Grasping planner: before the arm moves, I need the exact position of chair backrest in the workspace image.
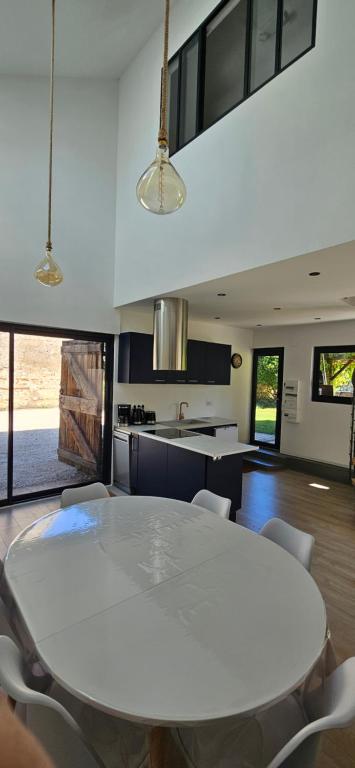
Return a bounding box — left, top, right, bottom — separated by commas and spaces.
61, 482, 110, 509
260, 518, 315, 571
266, 658, 355, 768
192, 489, 231, 519
0, 636, 104, 768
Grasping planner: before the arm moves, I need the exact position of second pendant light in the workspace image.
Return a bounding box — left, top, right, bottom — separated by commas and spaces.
136, 0, 186, 215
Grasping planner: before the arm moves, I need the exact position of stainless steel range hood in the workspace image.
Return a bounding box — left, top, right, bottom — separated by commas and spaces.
153, 298, 188, 371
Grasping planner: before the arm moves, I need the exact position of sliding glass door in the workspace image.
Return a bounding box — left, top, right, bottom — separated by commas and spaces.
0, 323, 113, 506
250, 348, 284, 450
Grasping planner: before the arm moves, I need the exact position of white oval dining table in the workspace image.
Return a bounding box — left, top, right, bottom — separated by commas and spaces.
3, 496, 327, 766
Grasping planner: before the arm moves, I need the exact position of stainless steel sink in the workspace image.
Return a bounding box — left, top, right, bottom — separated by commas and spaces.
161, 419, 207, 428
182, 419, 206, 425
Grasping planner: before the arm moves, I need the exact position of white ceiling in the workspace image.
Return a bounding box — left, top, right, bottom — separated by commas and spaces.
125, 242, 355, 328
0, 0, 169, 78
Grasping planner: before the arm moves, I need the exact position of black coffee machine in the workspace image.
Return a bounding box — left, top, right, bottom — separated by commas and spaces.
116, 404, 131, 426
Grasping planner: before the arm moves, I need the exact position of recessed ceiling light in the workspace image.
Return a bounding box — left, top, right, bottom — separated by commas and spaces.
217, 292, 226, 297
214, 316, 221, 320
256, 324, 263, 327
309, 271, 320, 277
314, 317, 321, 320
273, 307, 282, 311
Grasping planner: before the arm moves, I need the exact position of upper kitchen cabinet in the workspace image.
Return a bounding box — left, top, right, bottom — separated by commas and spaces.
186, 340, 205, 384
118, 332, 152, 383
118, 332, 231, 385
118, 332, 182, 384
186, 340, 231, 385
204, 342, 231, 385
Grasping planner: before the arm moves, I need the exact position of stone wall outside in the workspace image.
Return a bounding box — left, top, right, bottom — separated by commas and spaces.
0, 334, 63, 411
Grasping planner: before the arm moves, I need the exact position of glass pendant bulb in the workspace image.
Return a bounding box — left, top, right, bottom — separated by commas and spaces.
137, 144, 186, 215
34, 245, 63, 287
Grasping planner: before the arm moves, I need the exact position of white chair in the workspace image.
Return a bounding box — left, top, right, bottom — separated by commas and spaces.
259, 517, 315, 572
61, 482, 110, 508
174, 657, 355, 768
192, 490, 231, 520
0, 635, 104, 768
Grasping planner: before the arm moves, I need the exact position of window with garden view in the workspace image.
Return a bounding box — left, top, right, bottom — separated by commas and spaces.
312, 346, 355, 404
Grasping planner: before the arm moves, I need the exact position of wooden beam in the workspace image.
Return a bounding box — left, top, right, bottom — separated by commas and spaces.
60, 409, 97, 464
57, 447, 97, 474
62, 352, 98, 401
59, 394, 100, 417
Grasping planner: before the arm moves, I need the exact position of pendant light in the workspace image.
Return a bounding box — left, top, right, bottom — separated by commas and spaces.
34, 0, 63, 287
136, 0, 186, 215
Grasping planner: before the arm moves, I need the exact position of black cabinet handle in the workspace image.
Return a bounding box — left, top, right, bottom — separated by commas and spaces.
154, 379, 166, 383
188, 379, 198, 383
208, 380, 216, 384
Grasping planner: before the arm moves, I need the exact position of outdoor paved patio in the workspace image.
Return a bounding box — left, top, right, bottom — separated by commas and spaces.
0, 408, 92, 499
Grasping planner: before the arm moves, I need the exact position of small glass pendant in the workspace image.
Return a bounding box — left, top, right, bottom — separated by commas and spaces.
34, 246, 63, 287
136, 145, 186, 215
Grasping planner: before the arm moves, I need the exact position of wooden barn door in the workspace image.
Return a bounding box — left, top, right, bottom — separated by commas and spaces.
58, 341, 104, 476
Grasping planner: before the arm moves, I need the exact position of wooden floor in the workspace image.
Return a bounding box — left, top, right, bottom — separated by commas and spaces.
0, 469, 354, 767
240, 469, 355, 768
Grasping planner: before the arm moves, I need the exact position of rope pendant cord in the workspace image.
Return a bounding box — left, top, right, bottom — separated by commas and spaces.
47, 0, 55, 252
158, 0, 170, 147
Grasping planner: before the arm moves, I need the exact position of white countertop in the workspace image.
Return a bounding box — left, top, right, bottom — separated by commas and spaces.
114, 417, 253, 459
138, 431, 255, 459
116, 416, 238, 434
4, 497, 326, 726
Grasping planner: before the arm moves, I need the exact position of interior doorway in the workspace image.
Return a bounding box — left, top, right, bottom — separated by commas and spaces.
0, 322, 113, 506
250, 348, 284, 450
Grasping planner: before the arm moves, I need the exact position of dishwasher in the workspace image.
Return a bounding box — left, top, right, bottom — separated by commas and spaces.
213, 424, 239, 442
113, 429, 137, 494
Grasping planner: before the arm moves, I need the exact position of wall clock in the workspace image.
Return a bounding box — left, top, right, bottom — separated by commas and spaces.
231, 353, 243, 369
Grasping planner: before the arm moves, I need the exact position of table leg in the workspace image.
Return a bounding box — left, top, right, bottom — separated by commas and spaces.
149, 727, 167, 768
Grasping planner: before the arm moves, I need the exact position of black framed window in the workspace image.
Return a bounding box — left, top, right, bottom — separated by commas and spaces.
250, 0, 278, 92
168, 0, 317, 154
168, 56, 180, 155
179, 34, 200, 146
312, 346, 355, 405
204, 0, 248, 130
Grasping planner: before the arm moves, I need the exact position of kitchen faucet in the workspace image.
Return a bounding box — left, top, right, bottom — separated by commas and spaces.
178, 401, 189, 420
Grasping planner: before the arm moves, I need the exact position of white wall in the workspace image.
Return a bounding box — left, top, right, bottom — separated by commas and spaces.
115, 310, 253, 442
115, 0, 355, 307
0, 75, 119, 334
254, 321, 355, 467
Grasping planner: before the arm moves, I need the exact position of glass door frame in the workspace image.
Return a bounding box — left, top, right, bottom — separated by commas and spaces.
0, 320, 114, 508
250, 347, 284, 451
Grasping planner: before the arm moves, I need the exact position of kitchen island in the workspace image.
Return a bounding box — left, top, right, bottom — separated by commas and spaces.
117, 419, 256, 521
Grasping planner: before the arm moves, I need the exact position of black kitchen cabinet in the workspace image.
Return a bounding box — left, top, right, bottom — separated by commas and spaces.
193, 426, 215, 436
136, 436, 168, 496
118, 333, 170, 384
186, 340, 206, 384
118, 333, 152, 384
134, 434, 245, 518
167, 444, 205, 501
118, 332, 231, 385
204, 342, 231, 385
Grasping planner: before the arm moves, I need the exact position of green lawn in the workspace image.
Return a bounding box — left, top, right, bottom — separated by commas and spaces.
255, 406, 276, 435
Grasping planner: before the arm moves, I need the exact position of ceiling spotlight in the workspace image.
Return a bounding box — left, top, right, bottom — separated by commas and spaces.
256, 324, 263, 327
273, 307, 282, 311
214, 316, 221, 320
217, 292, 226, 297
314, 317, 321, 320
309, 271, 320, 277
